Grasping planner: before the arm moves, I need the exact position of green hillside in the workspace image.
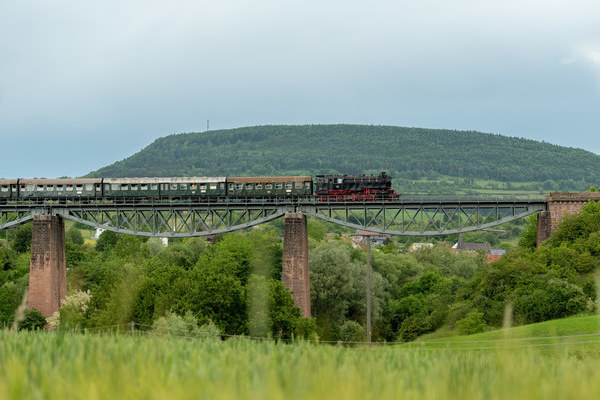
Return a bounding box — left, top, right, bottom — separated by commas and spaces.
89, 125, 600, 194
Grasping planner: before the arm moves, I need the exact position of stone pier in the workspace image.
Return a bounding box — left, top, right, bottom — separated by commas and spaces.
537, 192, 600, 246
28, 215, 67, 317
282, 212, 310, 317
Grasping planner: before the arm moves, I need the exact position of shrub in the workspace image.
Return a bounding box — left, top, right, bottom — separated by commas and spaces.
48, 290, 91, 331
455, 312, 487, 335
295, 317, 319, 341
197, 319, 222, 339
66, 227, 84, 245
151, 311, 220, 338
338, 320, 366, 343
513, 278, 589, 324
19, 308, 47, 331
398, 315, 431, 342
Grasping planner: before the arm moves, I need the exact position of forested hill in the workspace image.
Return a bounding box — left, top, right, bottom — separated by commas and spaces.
88, 125, 600, 194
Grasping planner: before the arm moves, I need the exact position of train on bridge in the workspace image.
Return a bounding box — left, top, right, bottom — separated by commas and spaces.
0, 172, 399, 203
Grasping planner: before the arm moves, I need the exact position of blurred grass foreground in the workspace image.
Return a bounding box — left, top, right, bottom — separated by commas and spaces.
2, 327, 600, 400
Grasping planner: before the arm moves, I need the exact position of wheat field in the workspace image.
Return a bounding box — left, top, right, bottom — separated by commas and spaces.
1, 329, 600, 400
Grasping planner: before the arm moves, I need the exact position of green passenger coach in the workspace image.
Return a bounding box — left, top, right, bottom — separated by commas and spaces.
0, 180, 18, 200
17, 179, 102, 199
227, 176, 313, 197
103, 177, 227, 198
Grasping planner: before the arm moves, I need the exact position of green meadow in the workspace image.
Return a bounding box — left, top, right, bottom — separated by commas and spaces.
2, 315, 600, 400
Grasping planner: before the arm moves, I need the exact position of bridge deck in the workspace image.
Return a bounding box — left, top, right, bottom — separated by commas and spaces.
0, 196, 547, 236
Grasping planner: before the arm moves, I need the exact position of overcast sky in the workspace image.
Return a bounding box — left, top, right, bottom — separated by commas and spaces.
2, 0, 600, 178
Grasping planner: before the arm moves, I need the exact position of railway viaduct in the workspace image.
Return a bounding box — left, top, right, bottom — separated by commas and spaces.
2, 191, 599, 319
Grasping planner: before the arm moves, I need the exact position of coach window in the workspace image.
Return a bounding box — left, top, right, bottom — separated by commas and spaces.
131, 184, 138, 191
86, 184, 94, 191
111, 184, 119, 191
121, 184, 128, 191
151, 184, 158, 191
180, 184, 187, 190
66, 185, 73, 192
171, 184, 178, 190
37, 185, 44, 192
209, 184, 217, 190
140, 184, 148, 191
220, 183, 225, 190
255, 183, 263, 190
295, 182, 303, 189
57, 185, 64, 192
246, 183, 253, 190
47, 185, 54, 192
305, 182, 311, 189
199, 184, 207, 190
228, 183, 234, 191
235, 183, 243, 190
1, 185, 8, 192
275, 183, 283, 190
266, 183, 273, 190
285, 182, 292, 190
190, 184, 197, 190
76, 185, 83, 191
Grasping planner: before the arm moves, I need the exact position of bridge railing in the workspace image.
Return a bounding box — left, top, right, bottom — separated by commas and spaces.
0, 193, 547, 208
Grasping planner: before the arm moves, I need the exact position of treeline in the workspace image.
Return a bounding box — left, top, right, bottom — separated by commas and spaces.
2, 204, 599, 341
88, 125, 600, 192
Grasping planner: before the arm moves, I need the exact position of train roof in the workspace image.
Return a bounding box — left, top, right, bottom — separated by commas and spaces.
18, 179, 102, 185
0, 179, 18, 185
228, 176, 312, 183
103, 177, 226, 184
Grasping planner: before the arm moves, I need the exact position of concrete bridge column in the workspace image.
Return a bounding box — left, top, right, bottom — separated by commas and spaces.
282, 212, 310, 317
28, 215, 67, 317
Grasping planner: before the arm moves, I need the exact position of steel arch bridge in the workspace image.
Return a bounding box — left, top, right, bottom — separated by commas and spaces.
0, 197, 547, 236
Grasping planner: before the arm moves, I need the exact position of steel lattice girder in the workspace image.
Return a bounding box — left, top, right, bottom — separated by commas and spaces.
0, 199, 547, 236
299, 201, 547, 236
59, 206, 290, 237
0, 210, 34, 230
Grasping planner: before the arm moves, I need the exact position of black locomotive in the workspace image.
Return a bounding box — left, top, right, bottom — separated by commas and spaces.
314, 172, 399, 201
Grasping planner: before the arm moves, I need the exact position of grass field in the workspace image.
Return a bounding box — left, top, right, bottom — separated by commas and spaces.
2, 316, 600, 400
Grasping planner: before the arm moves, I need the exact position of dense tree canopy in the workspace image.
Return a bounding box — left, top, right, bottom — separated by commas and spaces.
88, 125, 600, 194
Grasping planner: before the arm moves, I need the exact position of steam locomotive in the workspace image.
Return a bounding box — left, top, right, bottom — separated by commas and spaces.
0, 172, 399, 203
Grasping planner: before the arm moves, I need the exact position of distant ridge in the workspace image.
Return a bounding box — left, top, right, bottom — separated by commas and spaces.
88, 125, 600, 194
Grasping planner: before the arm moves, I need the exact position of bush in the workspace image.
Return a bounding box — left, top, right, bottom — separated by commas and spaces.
398, 315, 431, 342
19, 308, 47, 331
513, 278, 589, 324
338, 320, 366, 343
48, 290, 91, 331
295, 317, 319, 341
66, 227, 84, 245
152, 311, 200, 337
197, 319, 222, 339
455, 312, 487, 335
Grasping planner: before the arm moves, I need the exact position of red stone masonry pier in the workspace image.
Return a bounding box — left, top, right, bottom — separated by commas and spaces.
537, 192, 600, 246
28, 215, 67, 317
282, 212, 310, 317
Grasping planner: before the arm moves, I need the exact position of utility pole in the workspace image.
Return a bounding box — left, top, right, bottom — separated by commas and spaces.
207, 120, 210, 131
366, 235, 372, 343
353, 230, 375, 343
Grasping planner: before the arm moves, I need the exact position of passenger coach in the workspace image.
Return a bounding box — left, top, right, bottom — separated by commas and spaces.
17, 179, 102, 199
103, 177, 227, 198
227, 176, 312, 197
